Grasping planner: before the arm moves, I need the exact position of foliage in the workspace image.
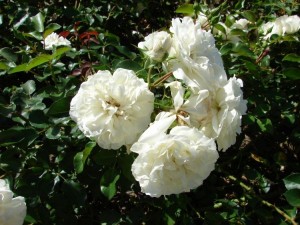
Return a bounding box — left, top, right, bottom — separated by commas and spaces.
0, 0, 299, 224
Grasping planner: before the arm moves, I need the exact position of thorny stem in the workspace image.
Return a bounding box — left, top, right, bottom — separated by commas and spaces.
256, 47, 270, 64
151, 71, 173, 88
228, 175, 297, 225
147, 66, 153, 88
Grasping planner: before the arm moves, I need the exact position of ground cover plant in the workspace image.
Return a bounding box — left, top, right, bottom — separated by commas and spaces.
0, 0, 299, 224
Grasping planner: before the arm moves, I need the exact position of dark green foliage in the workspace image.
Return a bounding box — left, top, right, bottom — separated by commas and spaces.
0, 0, 299, 224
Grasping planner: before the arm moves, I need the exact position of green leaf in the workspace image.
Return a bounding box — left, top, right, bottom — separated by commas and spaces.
257, 118, 273, 134
214, 23, 227, 34
92, 149, 117, 166
52, 46, 71, 59
241, 10, 256, 22
284, 189, 300, 207
0, 62, 10, 71
114, 59, 142, 72
225, 15, 235, 27
118, 153, 135, 182
0, 127, 38, 147
44, 23, 61, 38
29, 110, 49, 128
100, 169, 120, 200
232, 42, 255, 58
175, 4, 194, 15
30, 12, 44, 32
283, 67, 300, 80
115, 46, 136, 59
8, 47, 70, 74
0, 47, 18, 62
235, 0, 245, 10
220, 42, 233, 55
73, 142, 96, 174
8, 63, 27, 74
46, 96, 72, 117
45, 126, 61, 139
21, 80, 36, 95
283, 173, 300, 190
283, 54, 300, 63
26, 54, 52, 71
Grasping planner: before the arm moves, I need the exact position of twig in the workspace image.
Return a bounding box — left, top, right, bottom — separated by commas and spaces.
228, 175, 297, 225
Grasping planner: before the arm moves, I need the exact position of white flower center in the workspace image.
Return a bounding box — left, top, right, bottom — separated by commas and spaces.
102, 98, 125, 117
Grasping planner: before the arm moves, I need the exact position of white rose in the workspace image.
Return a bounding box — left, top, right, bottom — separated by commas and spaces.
165, 17, 227, 90
70, 68, 154, 149
261, 15, 300, 39
0, 179, 26, 225
165, 77, 247, 151
197, 77, 247, 151
131, 114, 218, 197
138, 31, 172, 62
43, 32, 71, 50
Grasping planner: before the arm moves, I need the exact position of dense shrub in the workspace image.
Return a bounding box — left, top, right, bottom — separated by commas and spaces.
0, 0, 299, 224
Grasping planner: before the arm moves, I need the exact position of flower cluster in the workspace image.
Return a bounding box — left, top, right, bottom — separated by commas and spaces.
0, 179, 27, 225
70, 15, 247, 197
133, 16, 247, 196
261, 15, 300, 39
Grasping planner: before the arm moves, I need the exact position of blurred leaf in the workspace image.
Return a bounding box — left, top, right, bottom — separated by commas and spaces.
283, 173, 300, 190
30, 12, 44, 32
232, 42, 255, 58
21, 80, 36, 95
115, 46, 136, 59
283, 54, 300, 63
225, 15, 235, 27
0, 127, 38, 147
257, 118, 273, 134
0, 62, 10, 71
44, 23, 61, 38
235, 0, 245, 9
118, 153, 135, 182
284, 189, 300, 207
45, 126, 61, 139
52, 46, 72, 59
73, 141, 96, 174
0, 47, 18, 62
29, 110, 49, 128
214, 23, 227, 34
241, 10, 256, 22
92, 149, 117, 166
7, 63, 27, 74
46, 96, 72, 117
220, 42, 233, 55
100, 169, 120, 200
62, 180, 86, 205
175, 4, 194, 15
27, 54, 52, 70
283, 68, 300, 80
114, 59, 142, 72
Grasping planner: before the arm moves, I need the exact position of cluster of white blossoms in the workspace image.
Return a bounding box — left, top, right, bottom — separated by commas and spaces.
261, 15, 300, 39
134, 15, 247, 197
70, 15, 247, 198
0, 179, 27, 225
43, 32, 71, 50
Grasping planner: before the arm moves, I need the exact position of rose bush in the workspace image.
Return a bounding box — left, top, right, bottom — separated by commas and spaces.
0, 0, 299, 224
